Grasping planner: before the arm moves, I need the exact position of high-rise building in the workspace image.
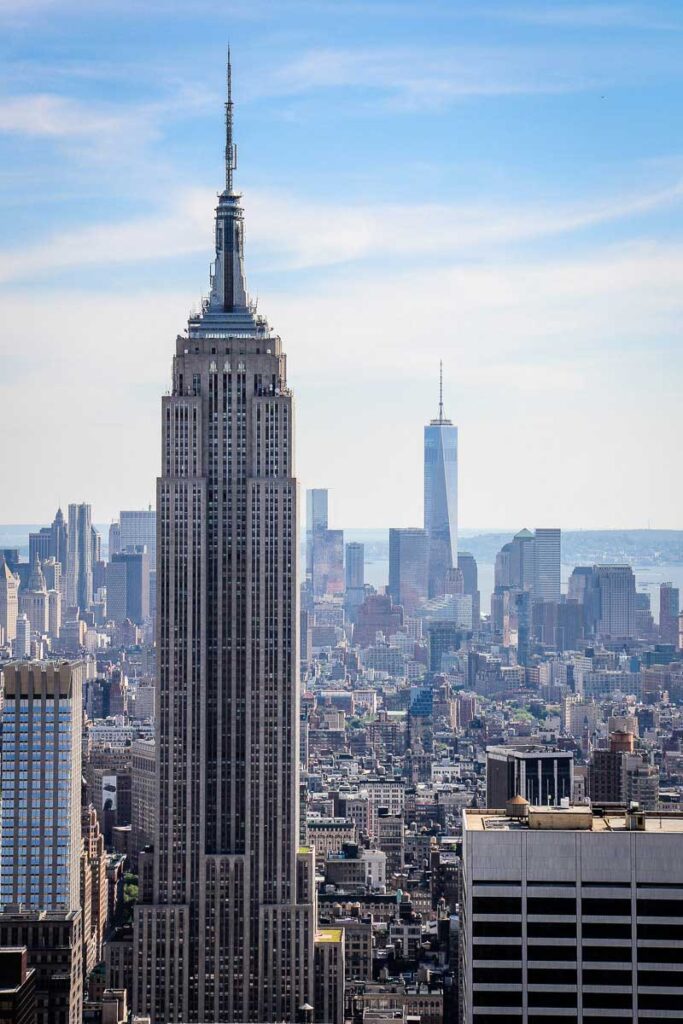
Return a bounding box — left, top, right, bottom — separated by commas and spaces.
461, 804, 683, 1024
567, 565, 601, 636
344, 541, 365, 624
14, 614, 30, 659
119, 510, 156, 573
133, 59, 314, 1023
424, 365, 458, 599
50, 507, 68, 570
19, 557, 49, 635
533, 527, 561, 601
659, 581, 680, 645
457, 551, 480, 629
0, 557, 19, 644
388, 528, 428, 615
1, 661, 84, 911
486, 744, 574, 807
28, 528, 52, 566
81, 805, 109, 979
107, 548, 150, 624
595, 564, 636, 638
67, 503, 93, 611
306, 488, 328, 578
131, 738, 156, 869
108, 521, 121, 559
0, 660, 86, 1024
345, 542, 364, 590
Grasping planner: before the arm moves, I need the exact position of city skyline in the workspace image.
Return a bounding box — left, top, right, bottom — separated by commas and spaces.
1, 2, 683, 527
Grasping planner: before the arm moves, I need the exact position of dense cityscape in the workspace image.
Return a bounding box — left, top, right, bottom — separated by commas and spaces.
1, 34, 683, 1024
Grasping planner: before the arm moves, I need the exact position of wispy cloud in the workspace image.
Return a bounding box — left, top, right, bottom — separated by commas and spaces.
258, 45, 603, 108
0, 176, 681, 283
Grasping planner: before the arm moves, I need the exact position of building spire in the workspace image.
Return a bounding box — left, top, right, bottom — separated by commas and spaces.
438, 360, 444, 423
225, 46, 237, 194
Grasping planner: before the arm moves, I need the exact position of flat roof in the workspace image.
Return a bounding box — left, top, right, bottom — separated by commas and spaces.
464, 807, 683, 833
316, 928, 343, 943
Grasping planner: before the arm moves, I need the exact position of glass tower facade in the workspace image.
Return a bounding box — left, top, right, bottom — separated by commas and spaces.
424, 403, 458, 600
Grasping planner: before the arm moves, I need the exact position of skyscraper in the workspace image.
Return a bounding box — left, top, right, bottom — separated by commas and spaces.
345, 541, 365, 590
457, 551, 480, 629
133, 58, 314, 1022
120, 509, 156, 572
0, 660, 85, 1024
0, 557, 19, 644
66, 503, 93, 611
659, 581, 680, 645
1, 661, 83, 912
306, 488, 329, 579
533, 527, 561, 601
595, 564, 636, 638
424, 364, 457, 598
50, 507, 68, 570
388, 528, 428, 615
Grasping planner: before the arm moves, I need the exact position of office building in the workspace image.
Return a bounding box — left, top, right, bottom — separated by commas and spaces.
131, 738, 156, 867
67, 503, 93, 611
354, 594, 404, 647
306, 488, 328, 578
108, 521, 121, 559
119, 510, 156, 573
81, 806, 109, 978
486, 745, 574, 807
50, 507, 68, 572
533, 528, 561, 601
0, 948, 36, 1024
0, 661, 85, 1024
0, 913, 82, 1024
1, 661, 83, 912
595, 564, 636, 638
660, 581, 680, 645
14, 615, 30, 659
314, 930, 345, 1024
424, 364, 458, 598
28, 528, 52, 566
107, 548, 150, 624
458, 551, 480, 629
461, 804, 683, 1024
133, 59, 314, 1023
345, 541, 364, 590
0, 557, 19, 644
19, 558, 48, 636
388, 528, 428, 615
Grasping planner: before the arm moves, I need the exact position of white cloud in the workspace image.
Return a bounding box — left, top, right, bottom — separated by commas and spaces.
1, 239, 681, 527
0, 176, 682, 283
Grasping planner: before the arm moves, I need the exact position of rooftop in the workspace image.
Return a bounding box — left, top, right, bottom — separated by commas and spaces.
464, 807, 683, 833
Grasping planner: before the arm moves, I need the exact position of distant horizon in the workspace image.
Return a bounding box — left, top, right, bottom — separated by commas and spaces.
1, 3, 682, 525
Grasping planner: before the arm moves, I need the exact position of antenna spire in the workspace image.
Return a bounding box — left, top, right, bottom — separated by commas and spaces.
438, 360, 444, 422
225, 46, 237, 193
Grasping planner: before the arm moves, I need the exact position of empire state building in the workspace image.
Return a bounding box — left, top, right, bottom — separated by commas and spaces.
133, 57, 315, 1023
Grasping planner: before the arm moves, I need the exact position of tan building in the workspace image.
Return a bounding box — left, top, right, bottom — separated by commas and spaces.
314, 929, 345, 1024
19, 558, 49, 635
81, 805, 109, 978
0, 557, 19, 643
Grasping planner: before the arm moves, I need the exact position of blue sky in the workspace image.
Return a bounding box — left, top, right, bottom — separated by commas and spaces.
1, 0, 682, 529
